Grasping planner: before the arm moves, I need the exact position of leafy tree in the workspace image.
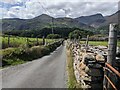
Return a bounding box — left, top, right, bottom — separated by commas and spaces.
3, 27, 93, 38
46, 34, 61, 39
37, 34, 42, 38
69, 30, 82, 39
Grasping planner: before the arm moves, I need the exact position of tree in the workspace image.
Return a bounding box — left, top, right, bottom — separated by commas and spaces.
46, 34, 61, 39
3, 27, 93, 38
37, 34, 42, 38
69, 30, 82, 39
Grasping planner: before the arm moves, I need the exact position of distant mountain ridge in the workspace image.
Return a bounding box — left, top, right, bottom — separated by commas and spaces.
1, 10, 120, 31
75, 13, 105, 28
2, 14, 93, 31
100, 10, 120, 27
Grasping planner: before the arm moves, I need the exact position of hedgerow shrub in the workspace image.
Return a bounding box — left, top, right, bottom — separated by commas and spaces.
2, 40, 63, 67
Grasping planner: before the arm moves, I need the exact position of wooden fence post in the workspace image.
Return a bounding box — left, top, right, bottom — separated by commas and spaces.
107, 23, 117, 89
36, 37, 38, 45
42, 36, 45, 45
8, 35, 10, 47
85, 35, 89, 52
26, 38, 29, 46
107, 23, 117, 65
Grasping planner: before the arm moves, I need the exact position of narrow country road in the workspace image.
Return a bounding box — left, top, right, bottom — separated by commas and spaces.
1, 45, 67, 88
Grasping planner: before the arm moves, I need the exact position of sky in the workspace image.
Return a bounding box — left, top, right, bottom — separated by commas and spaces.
0, 0, 119, 19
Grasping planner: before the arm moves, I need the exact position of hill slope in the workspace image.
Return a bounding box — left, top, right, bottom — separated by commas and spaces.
100, 10, 120, 27
75, 14, 105, 28
2, 14, 92, 31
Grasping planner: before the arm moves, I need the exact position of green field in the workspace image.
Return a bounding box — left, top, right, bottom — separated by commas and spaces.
80, 41, 120, 47
1, 36, 57, 49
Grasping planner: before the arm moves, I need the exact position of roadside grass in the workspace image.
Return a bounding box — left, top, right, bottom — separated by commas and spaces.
66, 45, 81, 89
80, 41, 120, 47
3, 58, 26, 67
1, 40, 62, 67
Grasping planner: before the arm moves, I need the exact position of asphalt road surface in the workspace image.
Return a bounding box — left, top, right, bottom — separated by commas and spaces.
1, 45, 67, 88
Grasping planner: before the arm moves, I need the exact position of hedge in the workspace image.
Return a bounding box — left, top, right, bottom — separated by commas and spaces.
2, 40, 63, 67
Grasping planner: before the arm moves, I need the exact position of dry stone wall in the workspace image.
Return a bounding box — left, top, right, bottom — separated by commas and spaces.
68, 40, 108, 89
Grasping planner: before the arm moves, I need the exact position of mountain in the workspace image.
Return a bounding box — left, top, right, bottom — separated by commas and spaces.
98, 10, 120, 31
2, 18, 28, 30
100, 10, 120, 27
75, 11, 120, 29
2, 10, 119, 32
75, 13, 106, 28
98, 11, 120, 35
2, 14, 93, 31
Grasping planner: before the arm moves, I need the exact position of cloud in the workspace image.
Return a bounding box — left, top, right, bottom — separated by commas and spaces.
1, 0, 25, 4
0, 0, 119, 19
44, 1, 118, 18
0, 8, 7, 18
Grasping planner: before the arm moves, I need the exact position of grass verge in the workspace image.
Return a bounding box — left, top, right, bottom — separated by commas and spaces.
66, 45, 81, 89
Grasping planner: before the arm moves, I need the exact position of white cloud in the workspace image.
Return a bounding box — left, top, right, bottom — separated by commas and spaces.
1, 0, 120, 19
0, 8, 8, 18
2, 0, 24, 4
